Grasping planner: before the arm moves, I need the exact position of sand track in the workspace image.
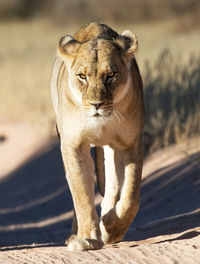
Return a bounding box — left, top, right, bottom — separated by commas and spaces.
0, 122, 199, 263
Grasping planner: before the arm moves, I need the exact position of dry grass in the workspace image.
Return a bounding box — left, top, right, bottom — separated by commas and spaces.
143, 50, 200, 154
0, 18, 200, 151
0, 19, 75, 135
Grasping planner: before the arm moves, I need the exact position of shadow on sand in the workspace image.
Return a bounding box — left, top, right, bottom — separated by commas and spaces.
126, 150, 200, 241
0, 142, 199, 249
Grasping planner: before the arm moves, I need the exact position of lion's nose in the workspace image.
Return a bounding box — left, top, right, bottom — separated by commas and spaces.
89, 101, 104, 110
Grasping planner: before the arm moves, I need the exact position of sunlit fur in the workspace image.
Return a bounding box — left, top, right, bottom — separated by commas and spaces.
50, 22, 144, 251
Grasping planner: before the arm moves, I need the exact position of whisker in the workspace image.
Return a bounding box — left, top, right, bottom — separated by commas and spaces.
104, 107, 113, 111
113, 110, 125, 125
82, 106, 91, 110
103, 104, 113, 108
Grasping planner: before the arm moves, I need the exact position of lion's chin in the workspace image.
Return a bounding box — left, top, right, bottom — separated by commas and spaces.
85, 111, 113, 132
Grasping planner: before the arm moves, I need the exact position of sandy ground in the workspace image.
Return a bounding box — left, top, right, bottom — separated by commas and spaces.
0, 122, 199, 264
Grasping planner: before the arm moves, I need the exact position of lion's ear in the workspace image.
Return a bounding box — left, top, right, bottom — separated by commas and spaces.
58, 35, 81, 57
114, 30, 138, 55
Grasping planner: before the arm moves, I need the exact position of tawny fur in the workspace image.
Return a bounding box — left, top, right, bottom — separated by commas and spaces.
50, 22, 144, 250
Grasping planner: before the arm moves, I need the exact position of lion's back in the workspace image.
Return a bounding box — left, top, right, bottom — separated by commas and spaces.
73, 22, 119, 43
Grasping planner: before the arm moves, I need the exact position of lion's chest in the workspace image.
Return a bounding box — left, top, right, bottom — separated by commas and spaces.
84, 117, 135, 148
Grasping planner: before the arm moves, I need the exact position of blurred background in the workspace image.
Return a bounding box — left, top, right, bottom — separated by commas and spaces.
0, 0, 200, 154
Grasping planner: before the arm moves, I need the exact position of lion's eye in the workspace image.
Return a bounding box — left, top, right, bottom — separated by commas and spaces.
78, 73, 87, 80
107, 71, 116, 78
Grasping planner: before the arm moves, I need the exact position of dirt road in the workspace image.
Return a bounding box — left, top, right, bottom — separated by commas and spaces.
0, 123, 199, 263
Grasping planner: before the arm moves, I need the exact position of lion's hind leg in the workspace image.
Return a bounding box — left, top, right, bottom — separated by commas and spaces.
95, 146, 105, 197
100, 145, 142, 244
100, 145, 122, 243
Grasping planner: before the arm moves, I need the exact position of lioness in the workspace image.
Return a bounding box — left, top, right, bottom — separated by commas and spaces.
50, 22, 144, 250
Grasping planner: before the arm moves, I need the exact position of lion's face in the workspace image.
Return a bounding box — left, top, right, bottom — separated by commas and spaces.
58, 30, 138, 118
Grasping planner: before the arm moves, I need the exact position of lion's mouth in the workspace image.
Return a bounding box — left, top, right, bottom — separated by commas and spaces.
84, 106, 113, 118
93, 112, 112, 118
90, 109, 112, 117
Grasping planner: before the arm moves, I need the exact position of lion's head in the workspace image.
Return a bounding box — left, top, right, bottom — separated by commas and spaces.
57, 22, 138, 119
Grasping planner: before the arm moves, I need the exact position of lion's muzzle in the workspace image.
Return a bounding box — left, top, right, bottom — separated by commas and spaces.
86, 102, 113, 117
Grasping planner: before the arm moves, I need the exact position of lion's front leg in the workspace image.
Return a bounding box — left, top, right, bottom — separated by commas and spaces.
65, 210, 77, 245
61, 140, 102, 250
100, 144, 143, 244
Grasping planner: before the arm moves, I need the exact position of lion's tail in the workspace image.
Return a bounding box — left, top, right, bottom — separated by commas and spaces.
95, 146, 105, 197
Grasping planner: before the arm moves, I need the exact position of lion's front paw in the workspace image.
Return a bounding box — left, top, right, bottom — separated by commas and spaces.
100, 206, 128, 244
65, 234, 77, 245
100, 220, 125, 244
67, 238, 103, 251
101, 207, 117, 229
